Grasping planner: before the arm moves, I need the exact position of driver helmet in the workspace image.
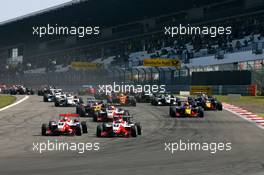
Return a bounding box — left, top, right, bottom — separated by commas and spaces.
63, 117, 70, 122
108, 105, 115, 110
113, 116, 121, 122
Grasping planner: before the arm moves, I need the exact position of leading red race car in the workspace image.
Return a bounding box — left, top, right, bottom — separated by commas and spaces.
41, 114, 88, 136
96, 111, 141, 137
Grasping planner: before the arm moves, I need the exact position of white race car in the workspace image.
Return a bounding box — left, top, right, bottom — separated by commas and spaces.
43, 88, 62, 102
54, 93, 80, 107
151, 94, 178, 106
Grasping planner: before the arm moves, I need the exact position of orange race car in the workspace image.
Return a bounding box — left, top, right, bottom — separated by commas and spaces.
107, 93, 136, 106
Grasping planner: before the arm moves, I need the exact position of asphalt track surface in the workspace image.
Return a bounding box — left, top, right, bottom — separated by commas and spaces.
0, 95, 263, 175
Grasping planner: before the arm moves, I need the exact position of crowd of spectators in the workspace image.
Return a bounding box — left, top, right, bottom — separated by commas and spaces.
10, 12, 264, 73
118, 12, 264, 64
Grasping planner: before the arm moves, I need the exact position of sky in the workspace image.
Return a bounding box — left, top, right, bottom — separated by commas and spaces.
0, 0, 72, 23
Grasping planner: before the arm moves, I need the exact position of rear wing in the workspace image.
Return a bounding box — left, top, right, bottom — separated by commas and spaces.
59, 114, 79, 117
107, 103, 121, 106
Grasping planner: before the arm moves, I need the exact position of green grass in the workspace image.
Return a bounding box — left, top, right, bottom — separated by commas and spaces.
0, 95, 16, 108
216, 95, 264, 118
257, 113, 264, 118
216, 95, 264, 104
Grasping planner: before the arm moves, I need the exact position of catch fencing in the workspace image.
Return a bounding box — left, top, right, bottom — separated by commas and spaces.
0, 67, 258, 95
0, 67, 190, 93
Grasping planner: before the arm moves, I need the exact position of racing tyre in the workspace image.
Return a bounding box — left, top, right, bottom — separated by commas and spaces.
43, 96, 48, 102
76, 107, 79, 115
131, 125, 137, 137
135, 122, 142, 135
76, 125, 82, 136
169, 108, 175, 117
55, 101, 60, 107
96, 125, 103, 137
81, 121, 88, 134
93, 112, 99, 122
198, 109, 204, 118
41, 124, 47, 136
79, 108, 86, 117
131, 99, 136, 106
217, 103, 223, 111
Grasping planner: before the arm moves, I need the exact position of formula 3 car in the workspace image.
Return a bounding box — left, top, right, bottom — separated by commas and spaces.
93, 106, 127, 122
76, 97, 104, 117
134, 92, 153, 103
169, 101, 204, 118
41, 114, 88, 136
107, 93, 136, 106
96, 112, 141, 137
9, 85, 34, 95
54, 94, 80, 107
37, 86, 56, 96
43, 88, 62, 102
151, 93, 179, 106
190, 94, 223, 111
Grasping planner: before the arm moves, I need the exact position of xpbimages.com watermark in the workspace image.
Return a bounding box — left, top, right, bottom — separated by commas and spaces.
98, 82, 166, 95
32, 24, 100, 38
164, 24, 232, 38
164, 140, 232, 154
32, 140, 100, 154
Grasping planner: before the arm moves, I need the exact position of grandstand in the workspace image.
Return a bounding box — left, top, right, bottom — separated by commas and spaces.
0, 0, 264, 93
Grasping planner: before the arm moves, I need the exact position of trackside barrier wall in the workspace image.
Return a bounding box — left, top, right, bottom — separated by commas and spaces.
0, 68, 257, 95
0, 67, 190, 90
211, 85, 257, 96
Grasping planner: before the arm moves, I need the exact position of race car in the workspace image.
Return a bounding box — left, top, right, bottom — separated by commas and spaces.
94, 93, 108, 100
9, 85, 34, 95
134, 92, 153, 103
76, 97, 104, 117
54, 93, 80, 107
41, 114, 88, 136
93, 106, 122, 122
96, 112, 141, 137
151, 93, 179, 106
38, 86, 56, 96
43, 88, 62, 102
169, 101, 204, 118
191, 94, 223, 111
107, 93, 136, 106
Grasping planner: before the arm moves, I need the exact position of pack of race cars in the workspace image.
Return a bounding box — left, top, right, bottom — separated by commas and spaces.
0, 85, 35, 95
39, 86, 222, 137
40, 87, 142, 137
169, 93, 222, 118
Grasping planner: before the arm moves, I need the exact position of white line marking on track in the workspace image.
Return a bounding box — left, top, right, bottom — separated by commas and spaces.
0, 96, 29, 112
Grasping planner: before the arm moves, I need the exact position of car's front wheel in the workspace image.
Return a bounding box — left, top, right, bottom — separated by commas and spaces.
131, 125, 137, 137
135, 123, 142, 135
96, 125, 103, 137
217, 103, 223, 111
41, 124, 47, 136
198, 109, 204, 118
75, 125, 82, 136
81, 121, 88, 134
